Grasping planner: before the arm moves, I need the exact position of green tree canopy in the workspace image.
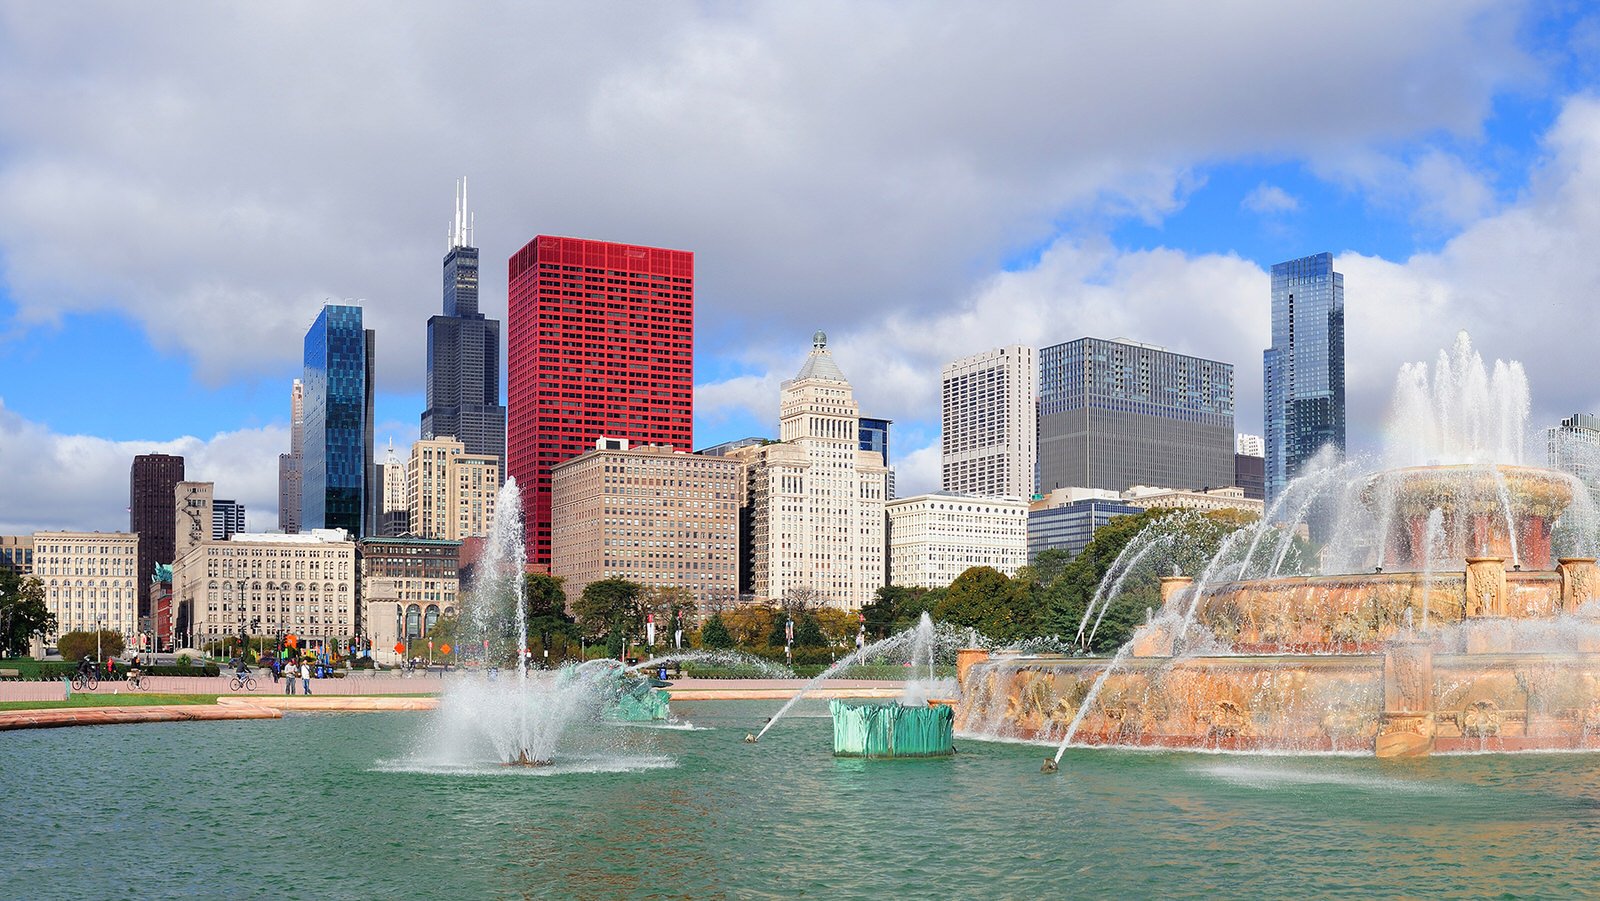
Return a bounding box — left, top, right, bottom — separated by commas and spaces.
572, 578, 645, 649
0, 571, 53, 658
58, 629, 125, 662
699, 613, 734, 649
933, 566, 1035, 642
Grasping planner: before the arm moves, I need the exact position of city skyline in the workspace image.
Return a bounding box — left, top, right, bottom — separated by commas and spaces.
4, 4, 1600, 533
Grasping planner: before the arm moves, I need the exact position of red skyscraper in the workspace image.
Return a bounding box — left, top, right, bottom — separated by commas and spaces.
507, 236, 694, 567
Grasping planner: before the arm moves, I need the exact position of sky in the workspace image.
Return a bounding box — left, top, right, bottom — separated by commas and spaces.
3, 1, 1600, 534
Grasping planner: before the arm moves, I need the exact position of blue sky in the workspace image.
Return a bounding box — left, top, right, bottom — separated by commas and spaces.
4, 2, 1600, 532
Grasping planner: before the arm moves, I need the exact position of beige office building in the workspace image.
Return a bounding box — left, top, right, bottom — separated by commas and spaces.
1120, 484, 1263, 516
408, 437, 499, 541
942, 345, 1036, 499
551, 440, 740, 607
731, 332, 889, 609
174, 529, 357, 651
32, 532, 140, 644
360, 537, 461, 664
887, 494, 1030, 588
0, 535, 33, 576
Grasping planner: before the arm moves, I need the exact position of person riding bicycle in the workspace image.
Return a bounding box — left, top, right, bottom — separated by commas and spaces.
76, 655, 95, 678
126, 654, 144, 683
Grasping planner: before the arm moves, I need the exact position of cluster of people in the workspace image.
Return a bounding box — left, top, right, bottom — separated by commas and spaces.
268, 656, 316, 695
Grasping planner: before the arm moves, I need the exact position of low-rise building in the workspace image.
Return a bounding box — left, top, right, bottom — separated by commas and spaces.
173, 529, 356, 654
551, 440, 741, 608
1120, 484, 1263, 516
32, 532, 140, 645
1027, 494, 1142, 561
887, 494, 1029, 588
359, 536, 462, 663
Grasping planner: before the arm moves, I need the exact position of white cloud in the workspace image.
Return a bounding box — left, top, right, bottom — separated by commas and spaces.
0, 398, 286, 534
0, 1, 1530, 393
1242, 184, 1300, 214
701, 94, 1600, 488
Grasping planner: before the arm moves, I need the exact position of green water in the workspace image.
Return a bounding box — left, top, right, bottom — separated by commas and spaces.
6, 702, 1600, 899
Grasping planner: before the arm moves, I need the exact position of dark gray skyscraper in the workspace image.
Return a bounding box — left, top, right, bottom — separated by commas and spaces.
422, 178, 506, 476
1264, 253, 1345, 504
1037, 337, 1235, 493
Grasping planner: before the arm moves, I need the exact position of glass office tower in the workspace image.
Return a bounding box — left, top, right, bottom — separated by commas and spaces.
1264, 253, 1345, 504
423, 180, 506, 476
1037, 337, 1235, 493
302, 304, 375, 536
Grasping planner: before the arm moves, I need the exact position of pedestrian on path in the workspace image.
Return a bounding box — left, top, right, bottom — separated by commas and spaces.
285, 661, 297, 695
301, 660, 312, 695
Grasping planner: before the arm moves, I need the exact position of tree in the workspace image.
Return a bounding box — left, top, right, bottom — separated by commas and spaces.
0, 571, 53, 658
793, 613, 827, 648
861, 585, 932, 639
572, 578, 645, 654
934, 567, 1033, 642
722, 604, 777, 647
58, 629, 125, 662
813, 608, 858, 647
523, 574, 579, 655
523, 573, 569, 619
1040, 508, 1257, 652
644, 586, 698, 636
699, 613, 734, 649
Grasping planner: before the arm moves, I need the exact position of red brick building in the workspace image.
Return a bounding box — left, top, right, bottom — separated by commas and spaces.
507, 236, 694, 567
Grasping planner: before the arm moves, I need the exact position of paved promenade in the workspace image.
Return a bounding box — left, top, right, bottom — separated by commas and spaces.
0, 675, 912, 704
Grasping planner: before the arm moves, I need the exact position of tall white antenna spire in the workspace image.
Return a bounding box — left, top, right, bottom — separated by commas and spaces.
447, 176, 475, 250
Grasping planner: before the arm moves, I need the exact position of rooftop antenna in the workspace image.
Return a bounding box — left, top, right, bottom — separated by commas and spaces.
448, 176, 474, 250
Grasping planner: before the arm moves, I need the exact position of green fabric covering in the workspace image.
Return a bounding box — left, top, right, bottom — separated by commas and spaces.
830, 700, 954, 758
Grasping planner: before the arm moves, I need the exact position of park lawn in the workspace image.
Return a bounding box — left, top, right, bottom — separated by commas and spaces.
0, 693, 222, 711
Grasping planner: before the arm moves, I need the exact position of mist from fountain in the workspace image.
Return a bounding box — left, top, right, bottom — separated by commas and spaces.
752, 613, 970, 741
1006, 332, 1600, 757
422, 478, 672, 767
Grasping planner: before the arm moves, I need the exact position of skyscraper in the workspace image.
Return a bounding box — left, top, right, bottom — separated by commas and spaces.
422, 179, 506, 475
130, 453, 184, 616
1037, 337, 1235, 493
507, 236, 694, 567
277, 379, 304, 533
1264, 252, 1345, 504
730, 332, 888, 608
941, 345, 1037, 499
858, 416, 895, 499
212, 499, 247, 540
302, 304, 375, 536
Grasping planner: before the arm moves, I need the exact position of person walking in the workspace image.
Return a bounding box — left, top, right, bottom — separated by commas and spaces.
270, 657, 280, 684
285, 660, 297, 695
300, 659, 312, 695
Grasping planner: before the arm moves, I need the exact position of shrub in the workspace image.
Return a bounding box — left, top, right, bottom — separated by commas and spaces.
176, 653, 192, 667
57, 630, 125, 662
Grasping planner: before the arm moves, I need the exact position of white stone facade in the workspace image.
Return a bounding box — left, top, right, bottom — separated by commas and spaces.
174, 529, 357, 650
886, 494, 1029, 588
941, 345, 1037, 499
732, 333, 888, 609
1120, 485, 1263, 515
32, 532, 140, 644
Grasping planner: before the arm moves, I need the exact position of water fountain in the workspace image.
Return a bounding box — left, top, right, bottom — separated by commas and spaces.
426, 478, 675, 767
957, 333, 1600, 757
747, 613, 964, 757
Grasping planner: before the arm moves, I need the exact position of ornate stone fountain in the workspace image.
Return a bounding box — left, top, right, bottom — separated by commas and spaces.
955, 335, 1600, 756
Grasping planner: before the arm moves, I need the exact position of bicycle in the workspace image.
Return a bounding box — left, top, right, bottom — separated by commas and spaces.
229, 672, 258, 692
70, 671, 99, 692
126, 672, 149, 690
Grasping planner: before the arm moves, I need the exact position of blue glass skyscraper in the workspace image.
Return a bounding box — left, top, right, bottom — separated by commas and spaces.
302, 304, 375, 536
1264, 253, 1345, 504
